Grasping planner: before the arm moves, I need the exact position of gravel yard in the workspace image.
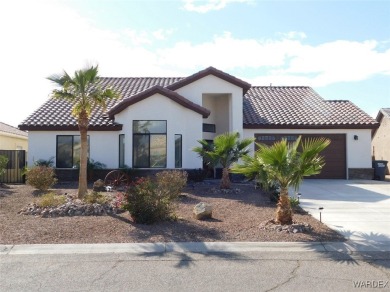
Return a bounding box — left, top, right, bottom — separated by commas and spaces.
0, 181, 345, 244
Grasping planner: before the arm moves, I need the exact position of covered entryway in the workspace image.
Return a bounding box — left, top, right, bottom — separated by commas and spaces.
254, 134, 346, 179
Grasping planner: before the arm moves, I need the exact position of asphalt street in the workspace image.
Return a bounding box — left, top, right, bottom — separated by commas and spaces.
1, 243, 390, 292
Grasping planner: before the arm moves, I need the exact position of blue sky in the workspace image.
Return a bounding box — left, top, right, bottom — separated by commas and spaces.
1, 0, 389, 127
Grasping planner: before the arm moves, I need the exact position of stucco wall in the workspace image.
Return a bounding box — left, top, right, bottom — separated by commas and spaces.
372, 116, 390, 174
114, 93, 203, 169
27, 131, 119, 168
372, 116, 390, 162
175, 75, 244, 137
243, 128, 373, 177
0, 133, 28, 150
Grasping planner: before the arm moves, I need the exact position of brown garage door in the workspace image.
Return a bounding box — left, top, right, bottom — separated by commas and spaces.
254, 134, 346, 179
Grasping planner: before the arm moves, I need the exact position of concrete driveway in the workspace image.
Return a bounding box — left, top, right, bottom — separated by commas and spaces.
296, 179, 390, 244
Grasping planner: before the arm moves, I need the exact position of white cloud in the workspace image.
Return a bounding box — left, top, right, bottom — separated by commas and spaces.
1, 0, 388, 127
182, 0, 253, 13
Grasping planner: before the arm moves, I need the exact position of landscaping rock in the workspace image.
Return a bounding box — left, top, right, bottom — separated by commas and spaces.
93, 179, 106, 192
18, 192, 124, 218
193, 202, 213, 220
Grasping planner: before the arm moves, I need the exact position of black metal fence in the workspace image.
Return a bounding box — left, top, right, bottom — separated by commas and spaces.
0, 150, 26, 183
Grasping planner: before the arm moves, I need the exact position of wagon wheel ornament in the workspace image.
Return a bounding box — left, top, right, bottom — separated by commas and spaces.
104, 170, 130, 191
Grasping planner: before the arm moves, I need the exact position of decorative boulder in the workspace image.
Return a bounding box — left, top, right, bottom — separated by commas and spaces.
193, 202, 213, 220
93, 179, 106, 192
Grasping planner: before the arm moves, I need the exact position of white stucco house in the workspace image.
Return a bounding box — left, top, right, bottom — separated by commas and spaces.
19, 67, 378, 179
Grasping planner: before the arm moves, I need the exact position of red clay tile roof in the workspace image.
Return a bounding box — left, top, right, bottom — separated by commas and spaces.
0, 122, 28, 137
19, 77, 182, 131
167, 66, 251, 94
108, 85, 210, 118
244, 86, 378, 129
19, 68, 378, 131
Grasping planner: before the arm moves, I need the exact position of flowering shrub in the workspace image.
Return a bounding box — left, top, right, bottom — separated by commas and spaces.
123, 171, 187, 224
113, 192, 126, 209
26, 166, 58, 191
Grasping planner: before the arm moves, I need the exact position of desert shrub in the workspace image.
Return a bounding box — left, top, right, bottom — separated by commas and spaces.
36, 192, 66, 208
26, 166, 58, 191
289, 197, 300, 208
123, 171, 187, 224
34, 157, 55, 167
84, 191, 109, 205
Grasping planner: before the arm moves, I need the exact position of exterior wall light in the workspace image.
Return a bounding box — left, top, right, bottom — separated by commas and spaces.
354, 135, 358, 140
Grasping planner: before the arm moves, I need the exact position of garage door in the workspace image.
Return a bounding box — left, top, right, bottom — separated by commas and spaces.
254, 134, 346, 179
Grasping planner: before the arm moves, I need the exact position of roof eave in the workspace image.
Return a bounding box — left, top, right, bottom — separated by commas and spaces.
18, 124, 123, 131
243, 123, 380, 130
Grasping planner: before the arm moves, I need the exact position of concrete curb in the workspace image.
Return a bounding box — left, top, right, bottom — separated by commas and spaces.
1, 241, 389, 255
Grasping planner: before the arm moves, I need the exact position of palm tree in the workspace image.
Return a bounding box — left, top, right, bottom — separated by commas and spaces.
231, 136, 330, 224
193, 132, 254, 189
48, 65, 119, 198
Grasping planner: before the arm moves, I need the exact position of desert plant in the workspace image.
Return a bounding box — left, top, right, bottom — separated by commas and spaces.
36, 192, 66, 208
232, 136, 330, 225
289, 197, 300, 208
0, 155, 8, 178
34, 157, 55, 167
48, 65, 120, 198
123, 171, 187, 224
83, 191, 109, 205
26, 166, 58, 191
193, 132, 254, 189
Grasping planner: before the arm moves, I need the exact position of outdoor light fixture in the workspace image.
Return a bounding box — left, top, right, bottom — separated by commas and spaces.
297, 193, 302, 203
354, 135, 358, 140
319, 207, 324, 222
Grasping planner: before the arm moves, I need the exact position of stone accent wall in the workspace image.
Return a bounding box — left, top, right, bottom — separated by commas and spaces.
348, 168, 374, 180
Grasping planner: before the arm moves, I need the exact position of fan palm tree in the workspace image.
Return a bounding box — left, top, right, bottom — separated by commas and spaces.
48, 65, 119, 198
193, 132, 254, 189
231, 136, 330, 224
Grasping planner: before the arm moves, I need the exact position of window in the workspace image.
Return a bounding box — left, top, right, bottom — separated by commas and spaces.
175, 134, 182, 168
56, 135, 89, 168
119, 134, 125, 168
133, 121, 167, 168
203, 123, 216, 133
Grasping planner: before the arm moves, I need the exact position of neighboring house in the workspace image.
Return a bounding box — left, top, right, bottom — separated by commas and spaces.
372, 108, 390, 174
0, 122, 28, 150
19, 67, 378, 179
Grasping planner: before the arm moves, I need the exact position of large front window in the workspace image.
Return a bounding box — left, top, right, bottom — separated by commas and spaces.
133, 121, 167, 168
56, 135, 90, 168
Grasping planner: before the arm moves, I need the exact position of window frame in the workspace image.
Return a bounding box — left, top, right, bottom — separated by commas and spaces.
56, 135, 90, 169
174, 134, 182, 168
132, 120, 167, 168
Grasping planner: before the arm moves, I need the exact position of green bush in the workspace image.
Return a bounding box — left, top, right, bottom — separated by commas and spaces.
289, 197, 300, 208
34, 157, 55, 167
84, 191, 109, 205
36, 192, 66, 208
123, 171, 187, 224
0, 155, 8, 178
26, 166, 58, 191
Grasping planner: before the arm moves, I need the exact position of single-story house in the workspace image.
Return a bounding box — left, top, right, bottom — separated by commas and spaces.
0, 122, 28, 151
372, 108, 390, 174
19, 67, 378, 179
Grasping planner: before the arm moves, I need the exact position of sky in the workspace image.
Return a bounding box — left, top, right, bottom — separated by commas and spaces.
0, 0, 389, 127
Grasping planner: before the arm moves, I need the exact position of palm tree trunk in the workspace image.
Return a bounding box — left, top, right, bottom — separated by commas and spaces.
220, 167, 231, 189
275, 187, 293, 225
78, 113, 89, 199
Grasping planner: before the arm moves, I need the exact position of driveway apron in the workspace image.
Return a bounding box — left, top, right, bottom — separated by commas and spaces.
295, 179, 390, 244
